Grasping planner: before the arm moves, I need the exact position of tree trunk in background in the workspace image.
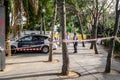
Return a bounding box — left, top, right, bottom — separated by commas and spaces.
43, 14, 46, 35
40, 18, 42, 34
105, 0, 120, 73
6, 33, 11, 56
13, 0, 19, 38
93, 23, 99, 54
90, 0, 99, 54
102, 10, 107, 37
41, 13, 45, 35
18, 25, 22, 39
59, 0, 69, 75
4, 0, 11, 56
90, 26, 94, 49
18, 0, 22, 39
48, 0, 57, 62
30, 0, 39, 15
22, 0, 29, 29
77, 14, 85, 47
90, 42, 94, 49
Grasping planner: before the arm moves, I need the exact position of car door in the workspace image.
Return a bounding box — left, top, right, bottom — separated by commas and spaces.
39, 36, 45, 44
18, 36, 32, 48
32, 36, 41, 47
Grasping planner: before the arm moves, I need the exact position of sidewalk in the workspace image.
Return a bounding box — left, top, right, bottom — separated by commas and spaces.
0, 43, 120, 80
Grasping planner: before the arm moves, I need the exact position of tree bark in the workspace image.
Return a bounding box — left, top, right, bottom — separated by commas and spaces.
59, 0, 69, 75
105, 0, 120, 73
90, 0, 99, 54
18, 0, 22, 39
4, 0, 11, 56
48, 0, 57, 62
41, 13, 46, 35
90, 26, 94, 49
13, 0, 19, 38
77, 14, 85, 47
6, 33, 11, 56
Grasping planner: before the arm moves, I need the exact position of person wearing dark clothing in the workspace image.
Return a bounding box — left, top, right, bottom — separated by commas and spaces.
73, 33, 78, 53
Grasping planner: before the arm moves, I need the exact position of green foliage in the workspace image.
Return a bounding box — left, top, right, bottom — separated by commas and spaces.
104, 38, 120, 51
22, 0, 55, 31
66, 0, 92, 34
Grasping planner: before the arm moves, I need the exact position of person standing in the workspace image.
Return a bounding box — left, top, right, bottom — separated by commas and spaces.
65, 32, 70, 45
73, 32, 78, 53
66, 32, 70, 40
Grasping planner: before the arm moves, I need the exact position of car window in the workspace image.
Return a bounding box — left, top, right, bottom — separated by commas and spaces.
32, 36, 39, 41
21, 36, 32, 41
39, 36, 48, 40
39, 36, 45, 41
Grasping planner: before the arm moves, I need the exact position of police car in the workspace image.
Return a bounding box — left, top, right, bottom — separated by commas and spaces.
10, 34, 57, 54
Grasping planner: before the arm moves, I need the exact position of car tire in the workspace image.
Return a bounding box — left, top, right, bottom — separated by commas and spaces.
41, 46, 49, 54
11, 46, 16, 54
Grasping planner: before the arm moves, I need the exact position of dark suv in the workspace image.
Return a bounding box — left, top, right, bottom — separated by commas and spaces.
10, 34, 50, 54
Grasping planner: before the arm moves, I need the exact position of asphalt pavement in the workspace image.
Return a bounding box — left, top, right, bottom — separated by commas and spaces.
0, 43, 120, 80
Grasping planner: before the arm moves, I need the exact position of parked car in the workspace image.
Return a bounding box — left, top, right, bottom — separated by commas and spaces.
10, 34, 57, 54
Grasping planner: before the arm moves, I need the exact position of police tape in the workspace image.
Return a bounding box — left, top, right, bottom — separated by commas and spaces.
0, 36, 116, 52
63, 36, 115, 43
4, 40, 57, 51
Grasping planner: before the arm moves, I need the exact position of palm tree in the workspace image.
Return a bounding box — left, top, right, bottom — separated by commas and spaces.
59, 0, 69, 75
105, 0, 120, 73
48, 0, 57, 62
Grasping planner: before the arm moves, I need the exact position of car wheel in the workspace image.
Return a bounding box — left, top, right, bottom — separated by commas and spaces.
11, 46, 16, 54
41, 46, 49, 53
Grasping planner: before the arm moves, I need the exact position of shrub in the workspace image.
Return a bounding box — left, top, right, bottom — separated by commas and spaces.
103, 37, 120, 51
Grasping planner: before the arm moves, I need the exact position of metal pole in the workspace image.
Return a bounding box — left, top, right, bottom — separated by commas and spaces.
0, 6, 5, 71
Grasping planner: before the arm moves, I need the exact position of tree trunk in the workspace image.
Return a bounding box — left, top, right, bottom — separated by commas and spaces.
13, 0, 19, 38
4, 0, 11, 56
48, 0, 57, 62
59, 0, 69, 75
102, 10, 107, 37
90, 26, 94, 49
77, 14, 85, 47
90, 42, 94, 49
0, 0, 4, 5
22, 0, 29, 29
40, 17, 42, 34
93, 24, 99, 54
18, 25, 22, 39
18, 0, 22, 39
41, 13, 45, 34
43, 15, 46, 35
30, 0, 39, 15
6, 33, 11, 56
91, 0, 99, 54
105, 0, 120, 73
